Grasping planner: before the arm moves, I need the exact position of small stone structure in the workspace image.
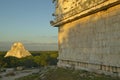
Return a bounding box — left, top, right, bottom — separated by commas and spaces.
5, 42, 31, 58
51, 0, 120, 76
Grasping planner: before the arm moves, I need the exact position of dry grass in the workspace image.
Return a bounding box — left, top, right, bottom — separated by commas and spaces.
5, 72, 15, 77
16, 67, 120, 80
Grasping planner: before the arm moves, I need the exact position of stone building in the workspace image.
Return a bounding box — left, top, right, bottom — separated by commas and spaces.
5, 42, 31, 58
51, 0, 120, 76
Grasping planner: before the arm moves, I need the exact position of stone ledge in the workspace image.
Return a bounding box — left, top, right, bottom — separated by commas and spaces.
51, 0, 120, 27
57, 60, 120, 77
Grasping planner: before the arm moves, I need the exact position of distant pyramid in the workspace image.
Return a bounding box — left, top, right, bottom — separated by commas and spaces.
5, 42, 31, 58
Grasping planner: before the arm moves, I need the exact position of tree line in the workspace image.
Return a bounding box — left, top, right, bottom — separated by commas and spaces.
0, 51, 58, 68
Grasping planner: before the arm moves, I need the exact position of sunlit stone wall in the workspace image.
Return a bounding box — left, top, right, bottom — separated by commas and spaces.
54, 0, 106, 22
52, 0, 120, 76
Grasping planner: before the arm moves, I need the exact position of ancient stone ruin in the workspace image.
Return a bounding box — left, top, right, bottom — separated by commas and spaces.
5, 42, 31, 58
51, 0, 120, 76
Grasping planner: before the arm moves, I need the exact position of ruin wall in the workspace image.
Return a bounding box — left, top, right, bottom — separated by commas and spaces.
51, 0, 120, 76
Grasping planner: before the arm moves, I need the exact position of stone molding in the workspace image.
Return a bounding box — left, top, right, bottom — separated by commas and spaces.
51, 0, 120, 27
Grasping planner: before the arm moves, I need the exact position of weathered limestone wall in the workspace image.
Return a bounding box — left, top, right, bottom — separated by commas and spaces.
57, 4, 120, 76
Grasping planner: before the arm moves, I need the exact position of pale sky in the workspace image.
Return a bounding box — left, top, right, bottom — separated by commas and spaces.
0, 0, 58, 51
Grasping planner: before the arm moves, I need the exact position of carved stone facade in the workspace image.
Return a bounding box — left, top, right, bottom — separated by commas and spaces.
51, 0, 120, 76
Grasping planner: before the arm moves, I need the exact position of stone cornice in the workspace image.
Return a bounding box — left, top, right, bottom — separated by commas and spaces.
51, 0, 120, 27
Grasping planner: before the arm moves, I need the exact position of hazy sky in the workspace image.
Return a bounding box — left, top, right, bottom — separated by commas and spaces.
0, 0, 58, 51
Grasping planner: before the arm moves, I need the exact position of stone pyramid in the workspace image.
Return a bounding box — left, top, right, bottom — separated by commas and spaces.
5, 42, 31, 58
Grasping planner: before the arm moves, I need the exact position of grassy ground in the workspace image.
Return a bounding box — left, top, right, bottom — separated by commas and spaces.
15, 73, 39, 80
15, 67, 120, 80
